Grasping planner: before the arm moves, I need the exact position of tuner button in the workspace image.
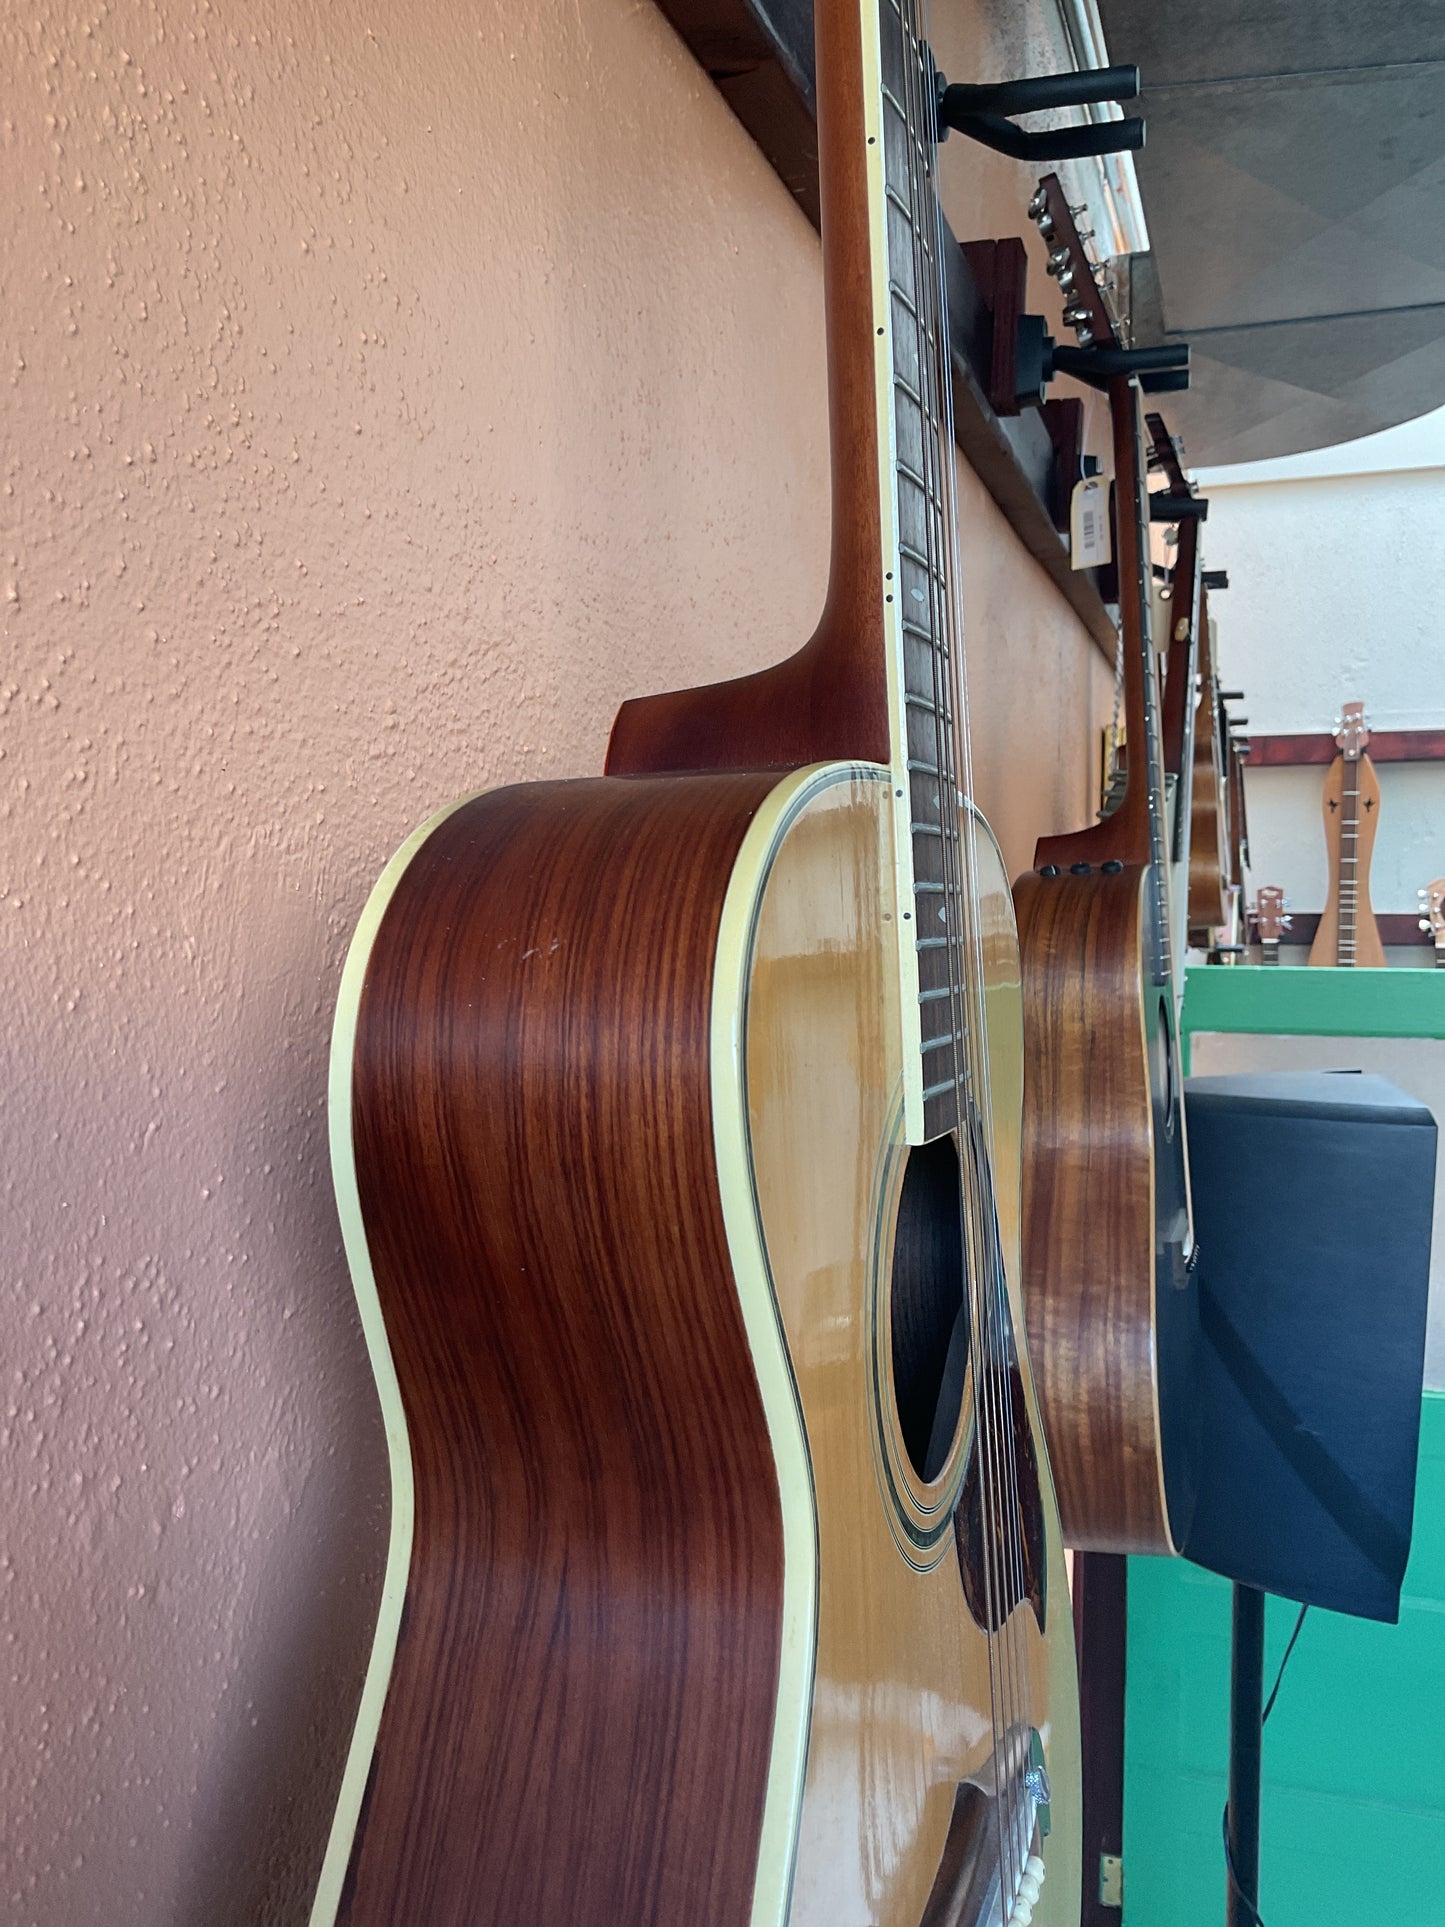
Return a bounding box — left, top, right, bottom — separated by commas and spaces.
1102, 859, 1124, 874
1039, 864, 1061, 878
1422, 920, 1433, 933
1070, 861, 1091, 875
1028, 187, 1048, 221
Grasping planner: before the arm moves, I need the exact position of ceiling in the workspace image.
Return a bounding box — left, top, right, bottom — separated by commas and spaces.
1096, 0, 1445, 465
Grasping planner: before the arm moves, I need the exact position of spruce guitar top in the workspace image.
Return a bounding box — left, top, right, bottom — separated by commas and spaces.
311, 0, 1080, 1921
1309, 701, 1385, 968
1012, 178, 1198, 1557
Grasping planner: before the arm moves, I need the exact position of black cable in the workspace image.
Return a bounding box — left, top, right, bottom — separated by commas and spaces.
1221, 1603, 1309, 1927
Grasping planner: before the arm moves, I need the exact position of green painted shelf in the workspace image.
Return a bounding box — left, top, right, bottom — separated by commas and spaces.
1123, 1396, 1445, 1927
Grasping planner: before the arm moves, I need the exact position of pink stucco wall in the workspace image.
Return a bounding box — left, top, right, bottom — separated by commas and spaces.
2, 0, 1108, 1918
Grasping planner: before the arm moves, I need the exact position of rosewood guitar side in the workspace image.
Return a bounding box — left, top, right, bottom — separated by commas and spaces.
1012, 865, 1194, 1553
325, 772, 786, 1925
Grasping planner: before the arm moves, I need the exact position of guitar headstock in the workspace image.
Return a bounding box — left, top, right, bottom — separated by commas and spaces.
1334, 700, 1369, 759
1027, 174, 1119, 351
1145, 412, 1188, 496
1418, 879, 1445, 947
1255, 885, 1288, 942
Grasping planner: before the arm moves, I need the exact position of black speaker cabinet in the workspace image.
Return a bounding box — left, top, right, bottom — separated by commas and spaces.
1180, 1071, 1436, 1622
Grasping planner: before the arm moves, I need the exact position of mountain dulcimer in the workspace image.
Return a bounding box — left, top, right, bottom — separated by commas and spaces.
1309, 700, 1385, 967
310, 1, 1080, 1922
1011, 181, 1198, 1558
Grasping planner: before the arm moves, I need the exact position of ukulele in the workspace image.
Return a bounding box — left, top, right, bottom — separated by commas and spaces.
1012, 180, 1198, 1557
1308, 700, 1385, 967
1254, 884, 1288, 964
312, 1, 1080, 1921
1419, 879, 1445, 966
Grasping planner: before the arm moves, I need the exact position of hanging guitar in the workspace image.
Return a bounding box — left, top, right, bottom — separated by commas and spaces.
1308, 700, 1385, 967
1419, 879, 1445, 966
1254, 884, 1289, 964
310, 1, 1080, 1921
1148, 411, 1206, 979
1012, 176, 1198, 1557
1184, 587, 1231, 947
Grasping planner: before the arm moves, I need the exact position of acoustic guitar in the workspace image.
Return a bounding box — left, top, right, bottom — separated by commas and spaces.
1148, 413, 1205, 979
1185, 594, 1230, 946
311, 0, 1080, 1921
1419, 879, 1445, 966
1012, 180, 1197, 1558
1309, 700, 1385, 967
1254, 884, 1288, 965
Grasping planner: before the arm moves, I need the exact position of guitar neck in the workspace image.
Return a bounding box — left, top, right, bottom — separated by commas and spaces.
1261, 938, 1280, 967
1336, 755, 1361, 965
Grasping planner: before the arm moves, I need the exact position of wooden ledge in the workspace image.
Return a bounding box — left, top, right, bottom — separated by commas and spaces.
1245, 729, 1445, 767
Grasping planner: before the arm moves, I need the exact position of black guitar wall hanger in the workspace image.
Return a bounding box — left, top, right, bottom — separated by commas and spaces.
936, 65, 1145, 161
1150, 490, 1208, 522
1015, 329, 1192, 406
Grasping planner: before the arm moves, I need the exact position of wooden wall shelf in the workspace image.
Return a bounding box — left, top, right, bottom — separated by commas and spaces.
654, 0, 1118, 662
1245, 729, 1445, 768
1244, 912, 1434, 948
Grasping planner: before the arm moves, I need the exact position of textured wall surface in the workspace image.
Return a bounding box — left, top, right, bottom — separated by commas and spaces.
1, 0, 1108, 1920
1197, 432, 1445, 932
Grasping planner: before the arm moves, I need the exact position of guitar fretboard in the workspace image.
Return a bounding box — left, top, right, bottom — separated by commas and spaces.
878, 0, 971, 1142
1336, 754, 1361, 966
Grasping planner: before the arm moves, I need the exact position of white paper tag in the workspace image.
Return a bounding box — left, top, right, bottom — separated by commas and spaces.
1070, 476, 1112, 570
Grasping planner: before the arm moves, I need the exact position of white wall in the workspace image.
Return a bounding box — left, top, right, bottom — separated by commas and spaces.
1192, 408, 1445, 939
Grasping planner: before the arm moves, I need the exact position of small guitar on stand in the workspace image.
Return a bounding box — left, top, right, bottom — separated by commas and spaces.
1254, 885, 1289, 965
1419, 879, 1445, 966
1308, 701, 1385, 968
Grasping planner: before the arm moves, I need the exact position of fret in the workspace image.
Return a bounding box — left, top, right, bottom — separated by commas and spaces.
921, 1030, 960, 1054
914, 880, 947, 894
906, 757, 940, 776
915, 935, 949, 950
922, 1075, 960, 1102
919, 986, 953, 1004
912, 822, 945, 837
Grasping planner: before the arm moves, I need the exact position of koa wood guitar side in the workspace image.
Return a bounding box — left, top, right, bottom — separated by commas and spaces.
1011, 180, 1198, 1557
310, 1, 1081, 1922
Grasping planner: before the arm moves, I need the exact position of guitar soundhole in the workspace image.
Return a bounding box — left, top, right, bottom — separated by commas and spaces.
890, 1135, 968, 1484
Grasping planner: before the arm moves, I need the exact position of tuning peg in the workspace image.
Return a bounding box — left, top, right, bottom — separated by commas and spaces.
1421, 919, 1433, 934
1046, 247, 1071, 277
1063, 303, 1093, 328
1056, 265, 1077, 295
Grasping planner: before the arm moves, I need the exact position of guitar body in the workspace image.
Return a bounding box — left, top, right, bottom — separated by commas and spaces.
1012, 864, 1197, 1554
319, 763, 1080, 1926
1186, 689, 1229, 943
1310, 751, 1385, 966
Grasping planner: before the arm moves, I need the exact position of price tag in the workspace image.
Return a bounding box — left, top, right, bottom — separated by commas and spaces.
1070, 476, 1112, 570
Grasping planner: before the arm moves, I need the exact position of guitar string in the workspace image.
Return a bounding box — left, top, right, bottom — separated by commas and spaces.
910, 0, 1036, 1843
920, 60, 1048, 1842
909, 0, 1032, 1849
898, 0, 1030, 1889
916, 0, 1035, 1859
889, 0, 1015, 1900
